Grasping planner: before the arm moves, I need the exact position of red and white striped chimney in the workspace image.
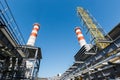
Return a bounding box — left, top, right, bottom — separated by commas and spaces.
27, 23, 40, 46
75, 27, 86, 47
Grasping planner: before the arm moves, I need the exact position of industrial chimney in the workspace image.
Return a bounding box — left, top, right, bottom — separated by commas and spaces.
75, 27, 86, 47
27, 23, 40, 46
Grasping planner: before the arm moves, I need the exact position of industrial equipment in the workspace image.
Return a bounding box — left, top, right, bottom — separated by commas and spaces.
0, 0, 42, 80
60, 7, 120, 80
77, 7, 110, 50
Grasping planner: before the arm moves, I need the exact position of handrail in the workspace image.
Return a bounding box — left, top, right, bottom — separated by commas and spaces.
0, 0, 25, 46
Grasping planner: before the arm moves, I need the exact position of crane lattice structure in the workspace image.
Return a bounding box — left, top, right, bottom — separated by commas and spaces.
77, 7, 110, 49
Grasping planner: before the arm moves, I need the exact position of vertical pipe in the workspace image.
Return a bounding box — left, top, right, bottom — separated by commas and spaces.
27, 23, 40, 46
75, 27, 86, 47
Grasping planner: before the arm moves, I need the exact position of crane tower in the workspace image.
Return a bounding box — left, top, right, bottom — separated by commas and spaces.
77, 7, 110, 49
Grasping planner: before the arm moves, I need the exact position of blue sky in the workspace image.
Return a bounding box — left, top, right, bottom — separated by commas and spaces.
7, 0, 120, 78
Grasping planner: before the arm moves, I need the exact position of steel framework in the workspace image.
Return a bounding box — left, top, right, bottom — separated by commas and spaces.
0, 1, 42, 80
60, 7, 120, 80
77, 7, 110, 49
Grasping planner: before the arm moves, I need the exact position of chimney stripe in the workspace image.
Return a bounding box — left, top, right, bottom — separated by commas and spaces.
76, 32, 82, 35
27, 23, 40, 46
75, 27, 86, 47
33, 27, 39, 31
30, 33, 37, 37
78, 36, 84, 41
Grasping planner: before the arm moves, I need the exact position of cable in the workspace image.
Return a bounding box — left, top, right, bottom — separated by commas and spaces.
4, 0, 26, 45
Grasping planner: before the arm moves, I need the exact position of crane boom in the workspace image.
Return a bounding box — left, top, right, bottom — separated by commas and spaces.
77, 7, 109, 49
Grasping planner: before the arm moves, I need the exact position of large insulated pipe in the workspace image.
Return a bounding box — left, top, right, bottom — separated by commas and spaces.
27, 23, 40, 46
75, 27, 86, 47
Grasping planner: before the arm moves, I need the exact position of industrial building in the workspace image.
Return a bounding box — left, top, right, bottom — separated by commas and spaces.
60, 7, 120, 80
37, 78, 48, 80
0, 0, 120, 80
0, 0, 42, 80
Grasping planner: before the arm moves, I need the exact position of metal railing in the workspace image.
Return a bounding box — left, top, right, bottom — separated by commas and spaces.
0, 0, 25, 46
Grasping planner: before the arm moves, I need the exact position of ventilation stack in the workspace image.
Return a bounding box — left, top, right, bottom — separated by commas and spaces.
27, 23, 40, 46
25, 23, 42, 79
75, 27, 87, 47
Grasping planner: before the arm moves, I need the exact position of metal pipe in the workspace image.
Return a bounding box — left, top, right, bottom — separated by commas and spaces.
90, 52, 120, 69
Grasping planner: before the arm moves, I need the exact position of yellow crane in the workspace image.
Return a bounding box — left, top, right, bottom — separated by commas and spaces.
77, 7, 109, 49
